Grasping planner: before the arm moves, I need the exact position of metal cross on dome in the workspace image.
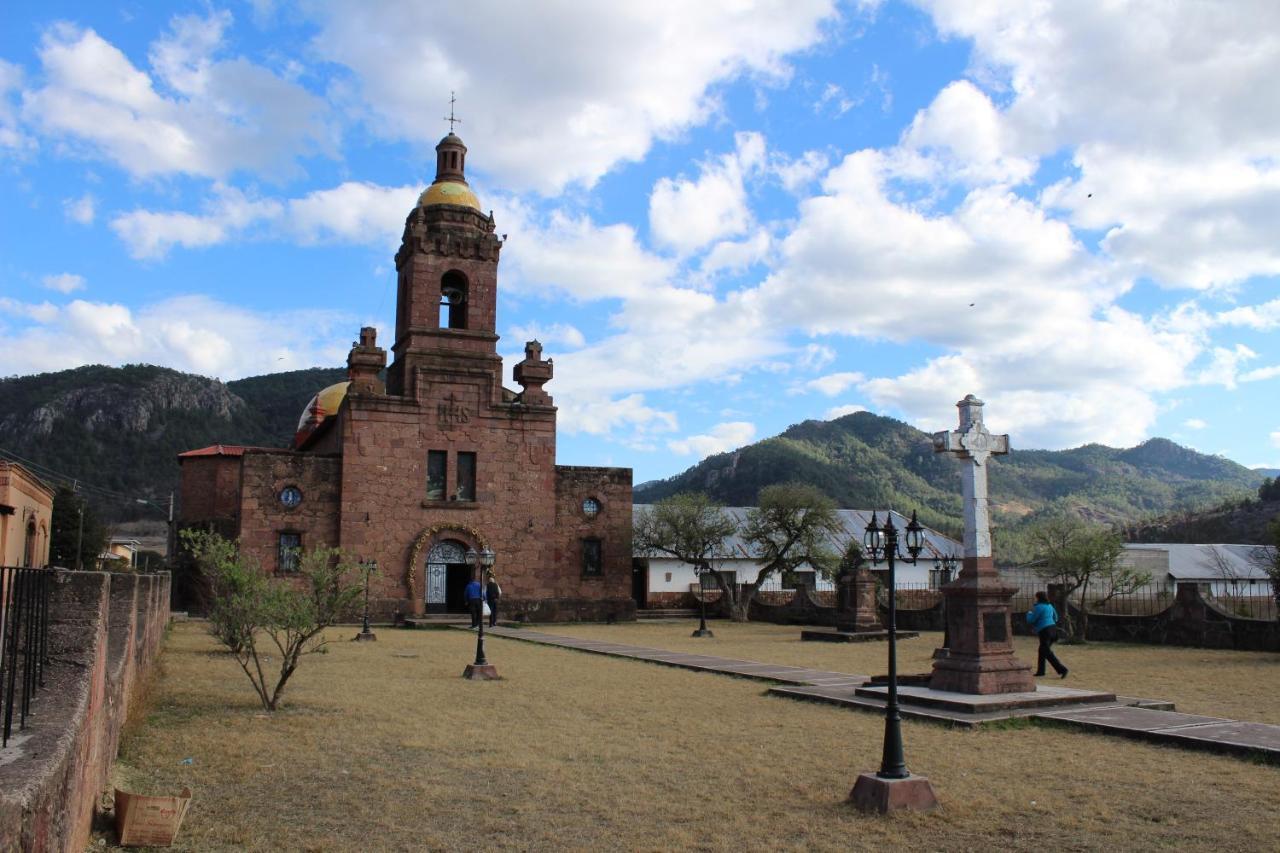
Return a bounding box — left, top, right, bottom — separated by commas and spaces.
444, 92, 462, 132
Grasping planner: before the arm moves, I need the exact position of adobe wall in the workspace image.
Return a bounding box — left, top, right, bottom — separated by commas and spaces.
0, 570, 170, 852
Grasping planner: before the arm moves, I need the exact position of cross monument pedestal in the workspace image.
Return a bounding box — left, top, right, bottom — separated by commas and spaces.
928, 395, 1035, 694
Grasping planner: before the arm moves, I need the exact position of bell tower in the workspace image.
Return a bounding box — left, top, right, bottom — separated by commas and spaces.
387, 131, 505, 399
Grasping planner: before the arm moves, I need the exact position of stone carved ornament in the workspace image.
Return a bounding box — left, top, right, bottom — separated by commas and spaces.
406, 522, 489, 601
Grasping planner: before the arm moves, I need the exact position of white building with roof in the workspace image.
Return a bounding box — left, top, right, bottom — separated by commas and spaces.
1122, 543, 1271, 595
633, 506, 962, 608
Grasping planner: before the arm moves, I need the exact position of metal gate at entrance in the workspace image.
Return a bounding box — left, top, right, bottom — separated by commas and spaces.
425, 540, 471, 614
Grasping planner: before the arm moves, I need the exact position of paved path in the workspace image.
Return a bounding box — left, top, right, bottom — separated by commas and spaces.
476, 625, 1280, 763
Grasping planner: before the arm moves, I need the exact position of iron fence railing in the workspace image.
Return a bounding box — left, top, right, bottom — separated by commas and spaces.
0, 566, 52, 746
1204, 586, 1278, 621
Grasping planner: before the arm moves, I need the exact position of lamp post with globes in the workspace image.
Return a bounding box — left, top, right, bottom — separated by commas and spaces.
849, 509, 939, 813
463, 547, 500, 680
932, 551, 959, 659
355, 559, 378, 641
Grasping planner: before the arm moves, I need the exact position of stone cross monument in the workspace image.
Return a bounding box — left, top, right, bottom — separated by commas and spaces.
928, 395, 1035, 694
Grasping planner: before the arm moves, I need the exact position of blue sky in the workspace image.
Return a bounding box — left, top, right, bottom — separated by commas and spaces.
2, 0, 1278, 485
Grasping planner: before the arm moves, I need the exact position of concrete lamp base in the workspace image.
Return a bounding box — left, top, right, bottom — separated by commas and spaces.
463, 663, 501, 680
691, 628, 715, 638
849, 772, 940, 814
353, 631, 378, 642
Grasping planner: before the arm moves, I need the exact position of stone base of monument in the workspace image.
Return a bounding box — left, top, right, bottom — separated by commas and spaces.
691, 628, 715, 638
849, 772, 939, 814
353, 630, 377, 642
855, 682, 1116, 713
929, 564, 1037, 694
462, 663, 501, 680
801, 628, 915, 643
929, 651, 1036, 694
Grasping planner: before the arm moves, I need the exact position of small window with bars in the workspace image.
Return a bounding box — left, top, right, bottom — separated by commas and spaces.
582, 537, 603, 577
427, 450, 447, 501
278, 532, 302, 573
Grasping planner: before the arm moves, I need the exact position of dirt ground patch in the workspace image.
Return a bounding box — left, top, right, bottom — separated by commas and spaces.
105, 621, 1280, 852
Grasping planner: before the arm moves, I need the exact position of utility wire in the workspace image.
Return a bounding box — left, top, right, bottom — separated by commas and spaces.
0, 444, 169, 506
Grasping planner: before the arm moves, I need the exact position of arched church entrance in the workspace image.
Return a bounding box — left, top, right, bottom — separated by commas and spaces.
425, 539, 472, 614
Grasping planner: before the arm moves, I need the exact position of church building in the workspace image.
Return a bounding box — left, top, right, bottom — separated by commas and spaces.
177, 132, 634, 622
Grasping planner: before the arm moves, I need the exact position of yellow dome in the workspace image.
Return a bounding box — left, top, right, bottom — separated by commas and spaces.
419, 180, 481, 210
294, 381, 350, 447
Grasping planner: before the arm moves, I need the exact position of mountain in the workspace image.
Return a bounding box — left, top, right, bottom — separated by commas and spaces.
0, 363, 346, 519
635, 411, 1266, 561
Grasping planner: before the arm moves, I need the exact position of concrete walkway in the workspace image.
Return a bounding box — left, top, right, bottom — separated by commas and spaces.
476, 625, 1280, 763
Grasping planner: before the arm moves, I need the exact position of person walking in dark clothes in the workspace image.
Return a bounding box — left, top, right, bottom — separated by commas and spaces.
464, 575, 484, 628
1027, 591, 1068, 678
486, 574, 501, 627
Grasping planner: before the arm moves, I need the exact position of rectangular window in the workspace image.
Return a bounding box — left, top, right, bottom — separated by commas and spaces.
278, 533, 302, 573
582, 538, 603, 577
456, 452, 476, 502
426, 450, 447, 501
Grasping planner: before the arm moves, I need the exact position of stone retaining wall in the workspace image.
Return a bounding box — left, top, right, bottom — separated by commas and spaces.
0, 570, 170, 852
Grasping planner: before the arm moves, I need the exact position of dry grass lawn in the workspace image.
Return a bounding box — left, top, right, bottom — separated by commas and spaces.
107, 621, 1280, 852
549, 621, 1280, 725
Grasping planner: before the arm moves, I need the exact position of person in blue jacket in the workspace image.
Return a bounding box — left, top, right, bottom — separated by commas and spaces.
464, 576, 484, 628
1027, 591, 1068, 678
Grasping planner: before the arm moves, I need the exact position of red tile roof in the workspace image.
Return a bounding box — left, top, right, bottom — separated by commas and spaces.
177, 444, 273, 459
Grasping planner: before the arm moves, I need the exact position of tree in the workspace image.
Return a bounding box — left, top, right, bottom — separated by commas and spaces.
1202, 545, 1247, 603
634, 492, 738, 618
732, 483, 843, 621
181, 529, 365, 711
48, 486, 107, 569
1248, 518, 1280, 613
1030, 514, 1147, 641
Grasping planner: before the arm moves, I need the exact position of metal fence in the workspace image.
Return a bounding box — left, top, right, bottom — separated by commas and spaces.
875, 582, 943, 611
1204, 586, 1278, 621
0, 566, 52, 746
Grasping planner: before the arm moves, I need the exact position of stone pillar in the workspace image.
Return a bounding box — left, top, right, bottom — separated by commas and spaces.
836, 568, 882, 633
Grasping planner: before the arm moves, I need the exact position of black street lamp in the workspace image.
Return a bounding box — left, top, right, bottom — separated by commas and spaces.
932, 551, 959, 659
463, 547, 499, 679
355, 559, 378, 641
692, 564, 714, 638
862, 509, 924, 780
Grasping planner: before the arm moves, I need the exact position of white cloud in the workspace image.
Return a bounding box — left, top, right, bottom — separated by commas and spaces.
825, 404, 866, 419
649, 132, 765, 256
0, 59, 32, 151
1216, 298, 1280, 331
557, 393, 678, 443
309, 0, 839, 193
505, 322, 585, 351
41, 273, 86, 294
22, 16, 332, 179
814, 82, 856, 116
495, 201, 673, 301
0, 298, 59, 324
1184, 418, 1207, 430
1195, 344, 1257, 390
285, 182, 419, 247
700, 230, 772, 277
804, 371, 864, 396
918, 0, 1280, 291
774, 149, 830, 193
62, 193, 96, 224
111, 185, 282, 259
0, 294, 353, 379
1241, 365, 1280, 383
668, 421, 756, 458
900, 79, 1035, 186
1271, 431, 1280, 450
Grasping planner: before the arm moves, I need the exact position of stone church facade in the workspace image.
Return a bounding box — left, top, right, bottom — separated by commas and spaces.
178, 132, 634, 622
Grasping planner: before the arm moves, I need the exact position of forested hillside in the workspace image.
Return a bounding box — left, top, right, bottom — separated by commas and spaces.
0, 364, 345, 519
635, 412, 1266, 561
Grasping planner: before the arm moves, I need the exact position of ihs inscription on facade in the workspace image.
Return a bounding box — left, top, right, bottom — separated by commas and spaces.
436, 392, 470, 426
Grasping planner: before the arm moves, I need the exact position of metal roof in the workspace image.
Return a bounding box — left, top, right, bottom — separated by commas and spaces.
1124, 543, 1270, 581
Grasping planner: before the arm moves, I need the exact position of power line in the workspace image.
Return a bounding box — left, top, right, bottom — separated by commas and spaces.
0, 444, 167, 505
